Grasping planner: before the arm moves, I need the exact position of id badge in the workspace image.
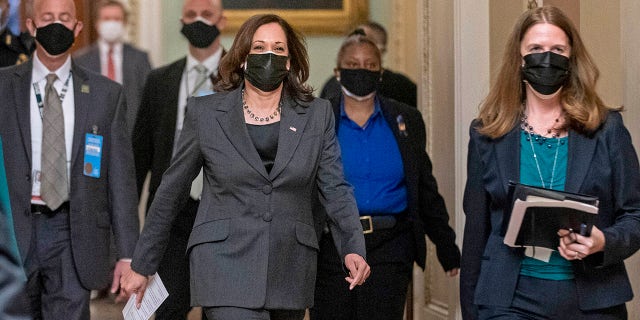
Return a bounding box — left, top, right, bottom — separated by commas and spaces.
83, 133, 103, 178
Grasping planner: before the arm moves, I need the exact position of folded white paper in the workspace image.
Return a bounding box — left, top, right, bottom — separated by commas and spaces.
122, 273, 169, 320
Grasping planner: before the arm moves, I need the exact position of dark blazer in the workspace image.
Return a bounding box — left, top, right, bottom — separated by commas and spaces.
132, 58, 186, 208
131, 87, 366, 309
74, 43, 152, 136
0, 61, 140, 289
460, 112, 640, 319
329, 95, 460, 270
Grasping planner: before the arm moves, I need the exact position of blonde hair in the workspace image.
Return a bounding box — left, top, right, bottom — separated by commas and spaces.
477, 6, 616, 138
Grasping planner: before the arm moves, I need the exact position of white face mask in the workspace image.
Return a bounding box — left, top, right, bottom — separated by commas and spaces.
98, 20, 125, 43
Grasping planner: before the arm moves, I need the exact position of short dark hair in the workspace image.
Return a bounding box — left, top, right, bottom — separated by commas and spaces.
215, 14, 313, 102
95, 0, 129, 23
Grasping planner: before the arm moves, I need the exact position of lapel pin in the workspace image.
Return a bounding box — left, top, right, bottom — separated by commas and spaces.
396, 115, 408, 137
81, 85, 90, 93
289, 126, 297, 132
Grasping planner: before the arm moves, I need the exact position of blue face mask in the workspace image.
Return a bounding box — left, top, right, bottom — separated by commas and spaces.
522, 51, 570, 95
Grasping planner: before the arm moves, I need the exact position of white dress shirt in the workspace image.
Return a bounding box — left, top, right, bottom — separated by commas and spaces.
174, 46, 223, 151
98, 39, 123, 84
30, 53, 75, 204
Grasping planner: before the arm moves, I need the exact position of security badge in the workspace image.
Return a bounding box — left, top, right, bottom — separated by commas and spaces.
83, 125, 103, 178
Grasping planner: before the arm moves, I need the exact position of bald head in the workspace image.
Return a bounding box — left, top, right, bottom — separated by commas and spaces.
183, 0, 223, 14
30, 0, 77, 19
181, 0, 226, 41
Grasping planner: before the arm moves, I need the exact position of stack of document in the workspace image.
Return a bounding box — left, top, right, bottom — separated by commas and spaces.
503, 183, 599, 250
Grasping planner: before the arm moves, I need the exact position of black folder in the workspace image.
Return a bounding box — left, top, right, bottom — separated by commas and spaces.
503, 182, 599, 250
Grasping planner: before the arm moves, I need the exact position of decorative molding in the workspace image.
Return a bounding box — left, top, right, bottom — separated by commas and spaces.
127, 0, 139, 43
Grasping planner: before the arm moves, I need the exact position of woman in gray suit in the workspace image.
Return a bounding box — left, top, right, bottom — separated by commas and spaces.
121, 14, 370, 320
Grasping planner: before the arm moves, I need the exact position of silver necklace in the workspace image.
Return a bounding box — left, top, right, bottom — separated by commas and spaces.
242, 89, 281, 122
521, 114, 562, 189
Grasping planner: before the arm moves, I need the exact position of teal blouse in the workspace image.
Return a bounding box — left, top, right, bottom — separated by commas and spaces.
519, 130, 573, 280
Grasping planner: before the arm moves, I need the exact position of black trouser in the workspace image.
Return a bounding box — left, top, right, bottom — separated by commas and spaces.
204, 307, 305, 320
25, 204, 90, 320
155, 198, 206, 320
311, 218, 415, 320
478, 275, 627, 320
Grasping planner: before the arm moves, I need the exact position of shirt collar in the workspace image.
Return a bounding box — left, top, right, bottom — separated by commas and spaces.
32, 51, 72, 84
339, 95, 382, 120
186, 46, 223, 76
98, 39, 123, 55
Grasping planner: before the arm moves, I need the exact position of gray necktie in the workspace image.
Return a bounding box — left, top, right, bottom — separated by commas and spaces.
191, 64, 209, 97
40, 73, 69, 210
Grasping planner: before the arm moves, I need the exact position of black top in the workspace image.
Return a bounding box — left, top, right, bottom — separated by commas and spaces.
246, 121, 280, 174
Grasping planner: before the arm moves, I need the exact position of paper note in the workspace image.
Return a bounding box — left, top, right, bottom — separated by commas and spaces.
122, 273, 169, 320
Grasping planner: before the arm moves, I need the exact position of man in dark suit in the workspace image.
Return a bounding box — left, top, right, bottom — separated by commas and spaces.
74, 0, 152, 136
0, 0, 139, 318
132, 0, 225, 318
320, 22, 417, 107
0, 0, 34, 67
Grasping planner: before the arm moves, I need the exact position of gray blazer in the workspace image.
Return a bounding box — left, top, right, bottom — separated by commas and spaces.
74, 43, 152, 136
0, 61, 140, 289
131, 87, 366, 309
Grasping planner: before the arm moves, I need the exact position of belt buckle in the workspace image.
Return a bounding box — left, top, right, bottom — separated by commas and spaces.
360, 215, 373, 234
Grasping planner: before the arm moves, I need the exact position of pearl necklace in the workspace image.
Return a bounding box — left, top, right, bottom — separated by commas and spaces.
521, 113, 564, 189
242, 89, 281, 122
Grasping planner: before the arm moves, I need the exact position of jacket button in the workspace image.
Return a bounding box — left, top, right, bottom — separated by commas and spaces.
263, 213, 272, 222
262, 184, 272, 194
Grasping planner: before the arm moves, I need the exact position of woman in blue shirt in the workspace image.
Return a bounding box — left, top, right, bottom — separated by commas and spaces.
310, 30, 461, 320
460, 6, 640, 320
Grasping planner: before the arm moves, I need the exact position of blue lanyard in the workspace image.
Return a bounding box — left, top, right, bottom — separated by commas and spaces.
33, 72, 72, 120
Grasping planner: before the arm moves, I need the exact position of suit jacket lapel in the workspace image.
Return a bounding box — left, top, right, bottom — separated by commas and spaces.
565, 130, 596, 193
13, 61, 33, 164
159, 59, 186, 154
269, 96, 310, 180
495, 126, 520, 196
216, 88, 269, 179
70, 63, 90, 170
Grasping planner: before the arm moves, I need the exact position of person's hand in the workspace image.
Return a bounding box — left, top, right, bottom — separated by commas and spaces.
557, 225, 605, 261
119, 267, 150, 308
446, 268, 460, 277
344, 253, 371, 290
111, 260, 132, 303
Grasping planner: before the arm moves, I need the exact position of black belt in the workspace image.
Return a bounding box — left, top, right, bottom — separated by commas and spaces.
360, 215, 398, 234
31, 202, 69, 215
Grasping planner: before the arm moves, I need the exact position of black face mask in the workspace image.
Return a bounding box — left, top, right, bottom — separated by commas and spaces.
181, 20, 220, 48
244, 53, 289, 92
35, 22, 75, 56
339, 68, 381, 97
522, 51, 570, 95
